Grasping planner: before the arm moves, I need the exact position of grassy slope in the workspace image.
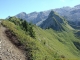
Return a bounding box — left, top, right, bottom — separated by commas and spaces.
34, 26, 80, 60
2, 20, 80, 60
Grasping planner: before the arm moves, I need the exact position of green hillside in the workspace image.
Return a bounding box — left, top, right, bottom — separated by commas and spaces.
1, 16, 80, 60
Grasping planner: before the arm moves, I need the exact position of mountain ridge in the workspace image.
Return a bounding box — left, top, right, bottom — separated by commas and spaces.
1, 17, 80, 60
40, 11, 66, 31
14, 4, 80, 29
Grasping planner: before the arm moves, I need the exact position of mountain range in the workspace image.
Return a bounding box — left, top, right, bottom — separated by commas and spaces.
2, 10, 80, 60
15, 4, 80, 29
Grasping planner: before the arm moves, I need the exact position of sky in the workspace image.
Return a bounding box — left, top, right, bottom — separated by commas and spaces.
0, 0, 80, 19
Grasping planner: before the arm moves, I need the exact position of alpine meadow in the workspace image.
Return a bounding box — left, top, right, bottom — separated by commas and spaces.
1, 1, 80, 60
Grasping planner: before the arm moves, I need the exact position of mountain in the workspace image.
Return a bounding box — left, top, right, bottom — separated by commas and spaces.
2, 17, 80, 60
40, 11, 73, 31
74, 4, 80, 9
15, 4, 80, 29
16, 12, 38, 22
16, 11, 50, 25
54, 5, 80, 29
33, 11, 49, 24
40, 11, 66, 31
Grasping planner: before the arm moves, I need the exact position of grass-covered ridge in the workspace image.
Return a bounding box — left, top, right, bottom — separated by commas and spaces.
2, 17, 80, 60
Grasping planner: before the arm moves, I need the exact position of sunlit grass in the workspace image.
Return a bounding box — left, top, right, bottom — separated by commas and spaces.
2, 20, 80, 60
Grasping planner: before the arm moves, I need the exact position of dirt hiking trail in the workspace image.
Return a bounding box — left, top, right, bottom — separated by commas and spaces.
0, 23, 26, 60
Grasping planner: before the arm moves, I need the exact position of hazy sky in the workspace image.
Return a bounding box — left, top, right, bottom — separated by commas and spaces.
0, 0, 80, 18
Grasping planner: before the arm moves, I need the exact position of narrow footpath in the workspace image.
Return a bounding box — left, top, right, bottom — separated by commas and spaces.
0, 22, 26, 60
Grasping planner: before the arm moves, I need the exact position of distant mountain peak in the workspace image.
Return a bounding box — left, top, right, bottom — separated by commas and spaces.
40, 11, 66, 31
29, 11, 37, 14
48, 10, 55, 17
19, 12, 27, 16
48, 10, 64, 23
74, 4, 80, 8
